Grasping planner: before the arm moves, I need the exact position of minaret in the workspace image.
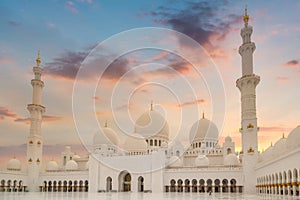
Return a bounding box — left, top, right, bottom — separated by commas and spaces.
236, 7, 260, 194
26, 51, 45, 192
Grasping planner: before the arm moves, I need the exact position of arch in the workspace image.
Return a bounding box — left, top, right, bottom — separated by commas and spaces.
207, 179, 212, 193
84, 180, 88, 192
184, 179, 190, 192
227, 148, 232, 154
53, 181, 57, 192
138, 176, 144, 192
170, 179, 176, 192
48, 181, 52, 192
199, 179, 205, 193
63, 180, 67, 192
106, 177, 112, 192
118, 171, 131, 192
1, 180, 5, 192
74, 180, 78, 192
222, 179, 228, 193
177, 179, 183, 192
68, 180, 72, 192
214, 179, 220, 193
230, 179, 236, 193
58, 181, 62, 192
79, 180, 83, 192
192, 179, 197, 192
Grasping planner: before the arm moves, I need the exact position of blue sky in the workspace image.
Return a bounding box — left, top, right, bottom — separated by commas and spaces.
0, 0, 300, 167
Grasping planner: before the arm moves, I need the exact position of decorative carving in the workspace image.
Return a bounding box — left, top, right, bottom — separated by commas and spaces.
29, 140, 33, 144
37, 141, 41, 145
247, 124, 254, 129
247, 147, 254, 153
36, 158, 40, 163
28, 158, 32, 162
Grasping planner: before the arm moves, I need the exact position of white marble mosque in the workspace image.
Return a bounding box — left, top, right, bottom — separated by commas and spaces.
0, 8, 299, 198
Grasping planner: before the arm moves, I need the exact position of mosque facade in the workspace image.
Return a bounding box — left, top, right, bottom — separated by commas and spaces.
0, 9, 299, 197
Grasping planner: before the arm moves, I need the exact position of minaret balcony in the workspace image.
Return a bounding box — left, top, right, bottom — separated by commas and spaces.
27, 104, 46, 113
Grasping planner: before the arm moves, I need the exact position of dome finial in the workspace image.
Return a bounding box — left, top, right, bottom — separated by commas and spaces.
270, 142, 273, 147
243, 5, 249, 25
134, 127, 137, 134
104, 120, 108, 128
36, 50, 41, 66
282, 132, 285, 139
202, 111, 205, 119
150, 100, 153, 111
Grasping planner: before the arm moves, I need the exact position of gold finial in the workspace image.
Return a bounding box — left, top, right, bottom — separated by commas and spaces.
282, 133, 285, 139
36, 50, 41, 66
150, 100, 153, 111
270, 142, 273, 147
202, 111, 205, 119
243, 5, 249, 24
134, 127, 137, 134
104, 120, 108, 128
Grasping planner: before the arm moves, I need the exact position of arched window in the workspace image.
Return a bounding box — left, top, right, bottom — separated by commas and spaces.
150, 140, 153, 146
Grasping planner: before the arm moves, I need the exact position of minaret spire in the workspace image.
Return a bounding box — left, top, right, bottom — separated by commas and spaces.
26, 51, 45, 192
236, 7, 260, 194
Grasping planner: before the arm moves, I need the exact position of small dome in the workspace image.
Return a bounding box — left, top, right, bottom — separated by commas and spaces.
169, 156, 183, 167
195, 155, 209, 166
65, 159, 78, 171
189, 118, 219, 142
286, 126, 300, 150
93, 126, 119, 146
7, 157, 21, 171
46, 160, 58, 172
224, 153, 239, 166
123, 133, 147, 152
225, 136, 232, 143
161, 141, 168, 148
135, 109, 169, 140
73, 154, 80, 159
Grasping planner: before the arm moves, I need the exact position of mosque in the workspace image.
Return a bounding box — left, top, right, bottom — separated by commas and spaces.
0, 8, 299, 197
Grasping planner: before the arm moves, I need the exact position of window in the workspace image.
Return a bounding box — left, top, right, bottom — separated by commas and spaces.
154, 140, 157, 146
150, 140, 153, 146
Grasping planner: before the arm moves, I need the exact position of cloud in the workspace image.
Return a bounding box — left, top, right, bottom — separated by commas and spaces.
150, 1, 240, 49
0, 57, 15, 64
0, 106, 61, 124
66, 1, 79, 14
44, 48, 132, 81
14, 115, 62, 124
179, 99, 206, 107
8, 21, 21, 27
276, 76, 290, 81
284, 59, 299, 67
0, 106, 18, 119
259, 126, 291, 132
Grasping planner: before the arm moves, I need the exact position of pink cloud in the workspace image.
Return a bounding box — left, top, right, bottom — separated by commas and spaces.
0, 58, 15, 64
66, 1, 79, 14
276, 76, 290, 81
284, 59, 299, 67
178, 99, 206, 107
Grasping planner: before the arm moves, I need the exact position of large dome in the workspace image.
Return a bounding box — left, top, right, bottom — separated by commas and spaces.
286, 125, 300, 150
46, 160, 58, 172
123, 133, 147, 152
189, 117, 219, 142
7, 157, 21, 171
93, 125, 119, 146
65, 160, 78, 171
135, 109, 169, 140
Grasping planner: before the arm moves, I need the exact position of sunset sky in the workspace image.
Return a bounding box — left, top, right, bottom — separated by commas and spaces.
0, 0, 300, 168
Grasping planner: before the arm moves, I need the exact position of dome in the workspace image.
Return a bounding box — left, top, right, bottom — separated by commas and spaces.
7, 157, 21, 171
46, 160, 58, 172
93, 126, 119, 147
195, 155, 209, 166
65, 159, 78, 171
168, 156, 183, 167
135, 109, 169, 140
123, 133, 147, 152
189, 117, 219, 142
224, 153, 239, 166
225, 136, 232, 143
286, 126, 300, 149
273, 136, 287, 156
73, 154, 80, 159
